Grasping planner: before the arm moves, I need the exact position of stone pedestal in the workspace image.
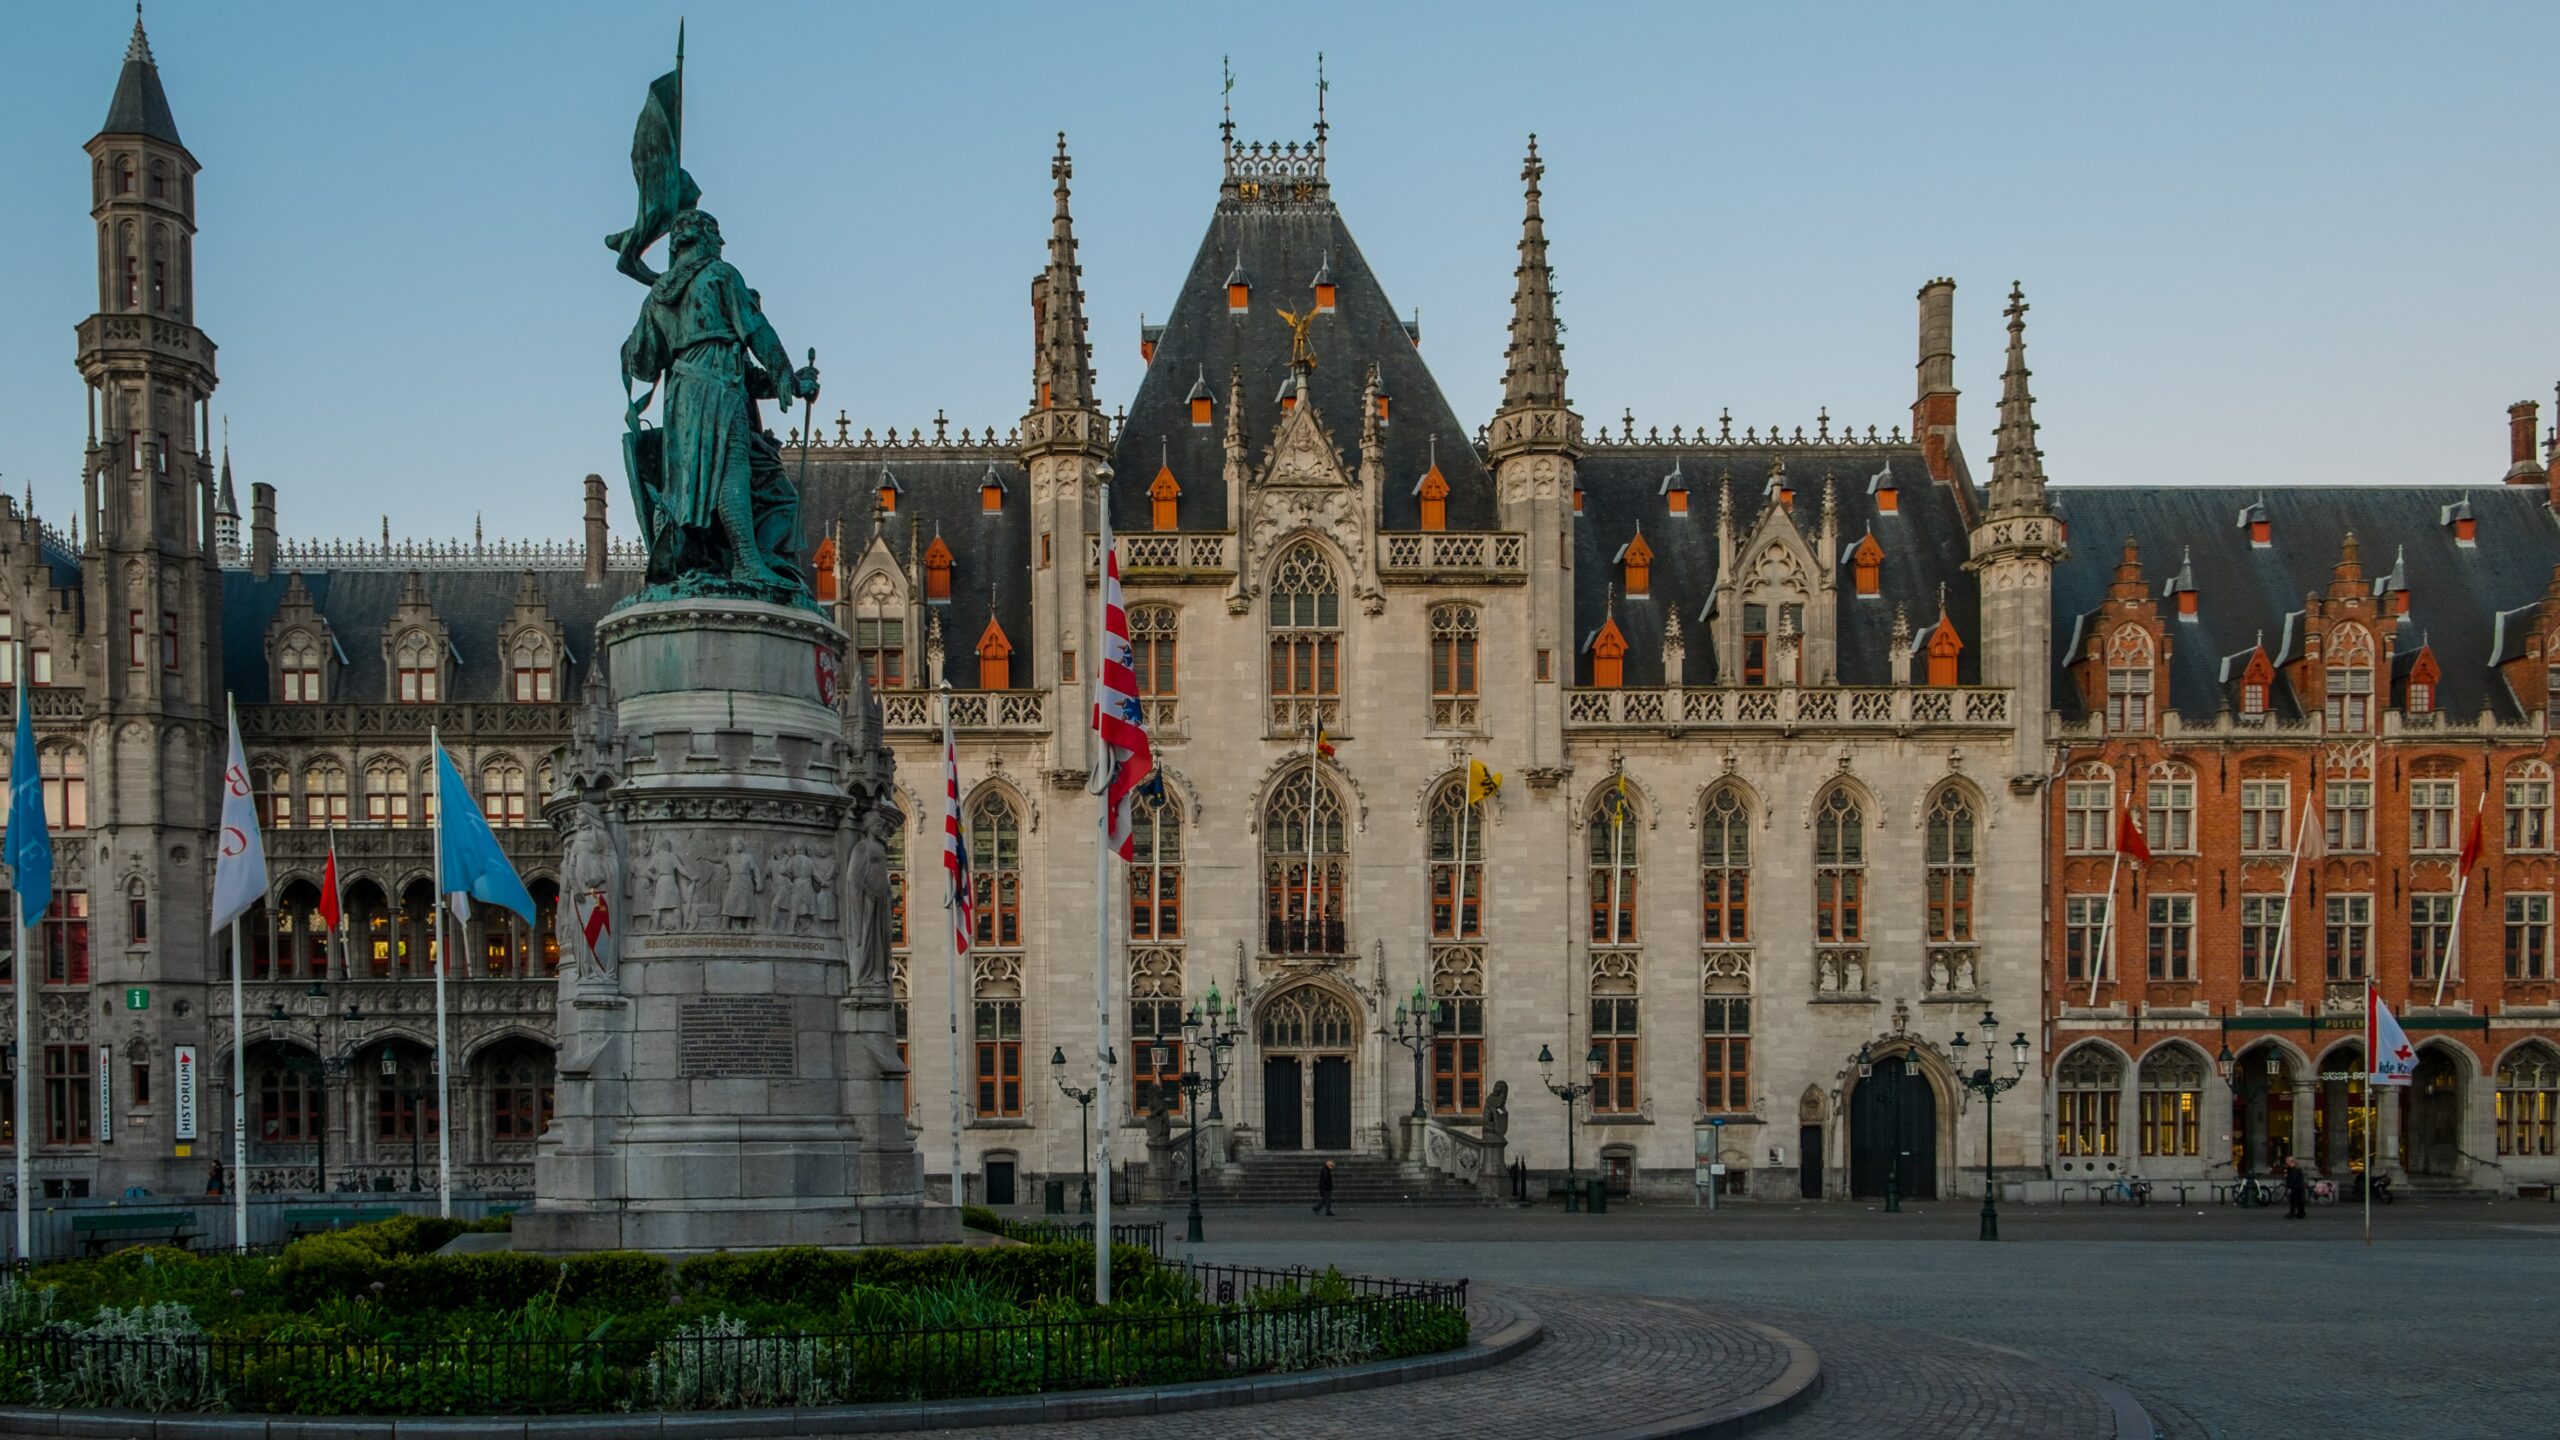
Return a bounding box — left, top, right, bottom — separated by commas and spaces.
518, 599, 957, 1252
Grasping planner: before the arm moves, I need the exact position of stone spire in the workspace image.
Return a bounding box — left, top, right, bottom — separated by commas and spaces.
1986, 282, 2048, 517
1030, 132, 1095, 415
101, 4, 183, 147
1498, 136, 1567, 412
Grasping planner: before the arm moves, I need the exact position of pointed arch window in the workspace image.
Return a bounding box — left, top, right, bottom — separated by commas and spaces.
1699, 786, 1751, 943
1267, 544, 1340, 725
923, 537, 954, 602
1587, 786, 1639, 944
363, 758, 410, 827
1263, 775, 1347, 955
252, 764, 288, 832
2104, 627, 2153, 733
279, 631, 323, 704
976, 617, 1013, 690
480, 760, 527, 828
1429, 779, 1487, 941
1925, 788, 1975, 943
1130, 791, 1183, 941
117, 157, 135, 195
2139, 1046, 2204, 1156
2496, 1045, 2558, 1155
1813, 788, 1864, 943
968, 794, 1020, 948
508, 632, 556, 703
2324, 624, 2374, 732
1430, 604, 1479, 727
394, 630, 440, 703
2509, 760, 2554, 852
302, 760, 349, 830
1129, 605, 1177, 697
38, 748, 85, 833
2056, 1046, 2124, 1158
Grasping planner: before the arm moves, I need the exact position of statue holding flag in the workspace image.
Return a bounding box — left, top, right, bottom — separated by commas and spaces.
609, 32, 817, 606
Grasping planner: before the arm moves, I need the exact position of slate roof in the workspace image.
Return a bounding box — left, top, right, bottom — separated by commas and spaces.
99, 21, 184, 148
220, 567, 637, 706
2049, 485, 2560, 722
796, 449, 1032, 680
1111, 192, 1487, 534
1572, 445, 1981, 687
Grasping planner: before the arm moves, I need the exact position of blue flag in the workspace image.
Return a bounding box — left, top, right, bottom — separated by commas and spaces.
434, 746, 534, 923
5, 687, 50, 922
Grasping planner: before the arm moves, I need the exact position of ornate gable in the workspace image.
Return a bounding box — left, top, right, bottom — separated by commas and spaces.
382, 570, 451, 703
497, 570, 568, 704
264, 570, 337, 703
1246, 386, 1374, 612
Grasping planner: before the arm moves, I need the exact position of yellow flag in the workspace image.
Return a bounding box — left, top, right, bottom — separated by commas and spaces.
1466, 758, 1502, 805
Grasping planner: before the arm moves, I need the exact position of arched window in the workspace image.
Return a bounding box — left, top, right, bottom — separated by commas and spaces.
373, 1043, 441, 1146
969, 794, 1020, 948
1925, 788, 1975, 943
272, 878, 325, 979
256, 1056, 318, 1148
40, 748, 85, 832
2056, 1046, 2124, 1159
278, 631, 323, 704
252, 763, 288, 831
480, 760, 527, 828
2324, 624, 2374, 733
1430, 604, 1479, 728
2497, 1045, 2558, 1156
509, 632, 555, 703
2105, 627, 2153, 734
124, 876, 148, 949
364, 758, 409, 827
1266, 543, 1340, 729
2139, 1046, 2204, 1157
394, 630, 439, 703
117, 157, 134, 195
884, 823, 908, 952
1700, 786, 1750, 944
482, 1043, 556, 1146
1814, 788, 1864, 943
416, 763, 439, 829
148, 160, 167, 199
1586, 784, 1638, 944
1258, 987, 1356, 1050
1130, 605, 1177, 697
2507, 760, 2552, 853
1130, 791, 1182, 940
1429, 779, 1487, 941
302, 760, 348, 829
1263, 773, 1347, 955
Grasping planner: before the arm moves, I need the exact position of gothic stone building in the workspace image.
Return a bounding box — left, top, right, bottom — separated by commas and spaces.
31, 23, 2552, 1213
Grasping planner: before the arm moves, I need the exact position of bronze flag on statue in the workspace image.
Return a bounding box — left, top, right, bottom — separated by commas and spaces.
604, 44, 699, 285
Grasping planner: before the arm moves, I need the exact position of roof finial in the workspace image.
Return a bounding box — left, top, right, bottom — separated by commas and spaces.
1220, 55, 1235, 147
1987, 280, 2047, 516
126, 3, 153, 64
1314, 51, 1328, 145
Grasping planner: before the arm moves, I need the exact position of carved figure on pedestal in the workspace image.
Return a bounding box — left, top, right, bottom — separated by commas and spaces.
810, 845, 837, 929
721, 838, 763, 930
848, 809, 898, 989
561, 805, 621, 980
1929, 957, 1950, 995
643, 836, 695, 932
1483, 1080, 1510, 1140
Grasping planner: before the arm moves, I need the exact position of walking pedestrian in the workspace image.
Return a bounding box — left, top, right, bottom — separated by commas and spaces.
1314, 1160, 1336, 1216
2283, 1156, 2308, 1219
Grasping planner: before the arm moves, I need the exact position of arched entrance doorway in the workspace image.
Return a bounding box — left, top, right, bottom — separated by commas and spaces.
2404, 1046, 2462, 1176
1259, 985, 1357, 1151
2313, 1042, 2368, 1176
2230, 1044, 2300, 1174
1849, 1054, 1937, 1199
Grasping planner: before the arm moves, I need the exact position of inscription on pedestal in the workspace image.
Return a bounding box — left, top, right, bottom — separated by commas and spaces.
679, 997, 796, 1078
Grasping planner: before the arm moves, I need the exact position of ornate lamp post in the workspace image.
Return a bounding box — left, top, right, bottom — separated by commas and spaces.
1156, 1036, 1209, 1243
267, 984, 361, 1194
1193, 983, 1239, 1123
377, 1046, 429, 1192
1949, 1008, 2031, 1241
1050, 1046, 1097, 1214
1389, 983, 1440, 1120
1538, 1042, 1603, 1209
1855, 1041, 1904, 1214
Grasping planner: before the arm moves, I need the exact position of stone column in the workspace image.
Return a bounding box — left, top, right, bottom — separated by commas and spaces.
2377, 1081, 2405, 1179
2290, 1080, 2317, 1164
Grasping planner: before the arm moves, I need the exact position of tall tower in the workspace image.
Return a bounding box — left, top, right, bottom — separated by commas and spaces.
1967, 283, 2062, 785
1485, 136, 1582, 774
1019, 133, 1110, 774
78, 10, 224, 1191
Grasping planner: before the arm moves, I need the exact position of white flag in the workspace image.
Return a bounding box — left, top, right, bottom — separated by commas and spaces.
209, 704, 268, 933
2369, 988, 2418, 1088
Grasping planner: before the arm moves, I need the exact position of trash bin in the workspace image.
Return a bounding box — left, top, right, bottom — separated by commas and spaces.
1043, 1179, 1066, 1215
1587, 1179, 1608, 1214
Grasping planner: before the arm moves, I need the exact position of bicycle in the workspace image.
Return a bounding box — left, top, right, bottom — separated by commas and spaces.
2225, 1176, 2273, 1208
2100, 1174, 2152, 1206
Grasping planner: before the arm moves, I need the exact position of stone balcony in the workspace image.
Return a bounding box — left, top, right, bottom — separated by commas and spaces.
235, 701, 578, 743
1565, 685, 2013, 734
1085, 533, 1234, 580
1380, 532, 1527, 582
880, 689, 1048, 736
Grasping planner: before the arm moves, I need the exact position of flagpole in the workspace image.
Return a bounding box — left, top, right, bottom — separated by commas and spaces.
1457, 777, 1472, 948
221, 693, 248, 1253
940, 693, 964, 1219
430, 728, 452, 1218
1304, 719, 1319, 953
2266, 795, 2311, 1009
1091, 488, 1113, 1307
2091, 847, 2124, 1009
1609, 787, 1625, 947
2364, 980, 2376, 1244
2434, 792, 2481, 1009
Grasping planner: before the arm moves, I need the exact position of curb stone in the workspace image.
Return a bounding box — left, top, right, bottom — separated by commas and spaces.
1584, 1317, 1824, 1440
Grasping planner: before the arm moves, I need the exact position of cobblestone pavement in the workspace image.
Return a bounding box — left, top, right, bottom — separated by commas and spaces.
905, 1284, 1805, 1440
1127, 1200, 2560, 1438
1742, 1309, 2114, 1439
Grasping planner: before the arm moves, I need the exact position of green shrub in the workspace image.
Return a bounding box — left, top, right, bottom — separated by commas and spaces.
960, 1204, 1003, 1232
29, 1301, 226, 1412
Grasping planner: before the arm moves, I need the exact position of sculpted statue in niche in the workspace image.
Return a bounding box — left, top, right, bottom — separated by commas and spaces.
847, 808, 898, 989
1482, 1079, 1510, 1140
720, 838, 763, 930
1929, 957, 1950, 994
560, 804, 621, 979
1954, 955, 1978, 993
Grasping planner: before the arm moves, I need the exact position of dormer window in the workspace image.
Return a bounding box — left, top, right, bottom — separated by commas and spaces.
1276, 375, 1297, 414
980, 465, 1007, 513
279, 631, 323, 704
1312, 255, 1337, 314
2405, 645, 2440, 716
1139, 320, 1163, 365
1849, 532, 1884, 597
977, 616, 1013, 690
2239, 497, 2271, 547
876, 467, 904, 516
1226, 261, 1251, 313
1661, 461, 1689, 517
1870, 462, 1898, 515
394, 630, 439, 704
2104, 626, 2154, 733
924, 536, 954, 601
2243, 680, 2267, 715
1187, 369, 1213, 427
1588, 618, 1627, 689
2443, 497, 2477, 545
811, 537, 840, 603
1373, 388, 1391, 426
1416, 461, 1450, 533
1150, 457, 1181, 532
1617, 530, 1653, 598
1926, 615, 1963, 687
2325, 623, 2375, 733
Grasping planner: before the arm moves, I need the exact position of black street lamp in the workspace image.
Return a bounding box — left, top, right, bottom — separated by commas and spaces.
377, 1046, 428, 1192
1049, 1046, 1098, 1214
1155, 1037, 1210, 1244
1190, 984, 1239, 1123
1389, 983, 1440, 1120
267, 983, 361, 1194
1949, 1008, 2031, 1241
1538, 1042, 1604, 1210
1855, 1041, 1904, 1214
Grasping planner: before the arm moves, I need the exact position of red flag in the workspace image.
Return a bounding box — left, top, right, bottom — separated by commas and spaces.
1091, 499, 1157, 861
2458, 792, 2486, 877
318, 828, 343, 931
2114, 790, 2152, 866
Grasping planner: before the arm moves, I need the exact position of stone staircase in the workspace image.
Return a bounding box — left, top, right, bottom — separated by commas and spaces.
2394, 1173, 2501, 1202
1213, 1152, 1495, 1208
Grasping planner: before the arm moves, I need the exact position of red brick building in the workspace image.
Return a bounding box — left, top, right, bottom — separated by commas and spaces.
2044, 410, 2560, 1195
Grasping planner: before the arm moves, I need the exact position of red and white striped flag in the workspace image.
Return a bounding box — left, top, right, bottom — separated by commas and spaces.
941, 697, 973, 956
1091, 492, 1157, 860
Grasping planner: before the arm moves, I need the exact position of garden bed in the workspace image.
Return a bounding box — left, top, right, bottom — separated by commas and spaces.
0, 1216, 1467, 1415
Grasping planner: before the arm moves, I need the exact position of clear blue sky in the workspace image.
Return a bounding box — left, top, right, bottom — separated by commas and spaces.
3, 1, 2553, 544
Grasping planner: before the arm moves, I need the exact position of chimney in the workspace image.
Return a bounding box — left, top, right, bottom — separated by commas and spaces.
2508, 401, 2543, 482
582, 473, 608, 585
1912, 278, 1958, 483
249, 482, 276, 580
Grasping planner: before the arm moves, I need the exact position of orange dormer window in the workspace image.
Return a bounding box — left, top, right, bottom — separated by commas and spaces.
1315, 282, 1337, 312
1926, 617, 1964, 687
1150, 463, 1182, 532
1667, 489, 1689, 516
2407, 648, 2440, 714
977, 616, 1013, 689
1620, 531, 1653, 598
1040, 381, 1054, 410
1140, 338, 1156, 363
2456, 516, 2477, 543
2239, 649, 2274, 716
1418, 464, 1450, 532
2175, 589, 2198, 619
981, 479, 1004, 512
1280, 392, 1296, 413
1228, 281, 1250, 313
1590, 618, 1627, 689
1876, 484, 1898, 515
1573, 487, 1584, 515
1190, 395, 1212, 426
880, 487, 898, 514
811, 537, 839, 603
1851, 533, 1884, 597
924, 536, 954, 601
1374, 392, 1390, 425
2250, 518, 2271, 546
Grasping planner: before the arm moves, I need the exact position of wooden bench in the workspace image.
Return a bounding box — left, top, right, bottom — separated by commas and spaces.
281, 1205, 404, 1237
2518, 1183, 2554, 1201
71, 1210, 200, 1255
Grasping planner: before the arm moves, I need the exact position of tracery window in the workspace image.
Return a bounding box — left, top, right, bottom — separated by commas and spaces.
1700, 786, 1751, 944
1262, 774, 1347, 955
40, 748, 85, 832
2139, 1047, 2203, 1157
1924, 789, 1975, 943
969, 794, 1021, 949
2104, 627, 2153, 733
364, 758, 410, 827
1429, 604, 1479, 729
2055, 1046, 2123, 1158
1586, 786, 1637, 944
1129, 605, 1177, 696
480, 760, 527, 828
2323, 625, 2374, 732
1266, 543, 1340, 728
1813, 788, 1864, 943
2497, 1046, 2558, 1156
278, 632, 323, 704
302, 761, 348, 829
509, 632, 556, 702
1430, 780, 1488, 941
394, 630, 440, 703
1129, 791, 1182, 941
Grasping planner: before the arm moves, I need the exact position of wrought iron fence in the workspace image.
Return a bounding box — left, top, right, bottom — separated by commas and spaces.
994, 1218, 1165, 1258
0, 1263, 1467, 1415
